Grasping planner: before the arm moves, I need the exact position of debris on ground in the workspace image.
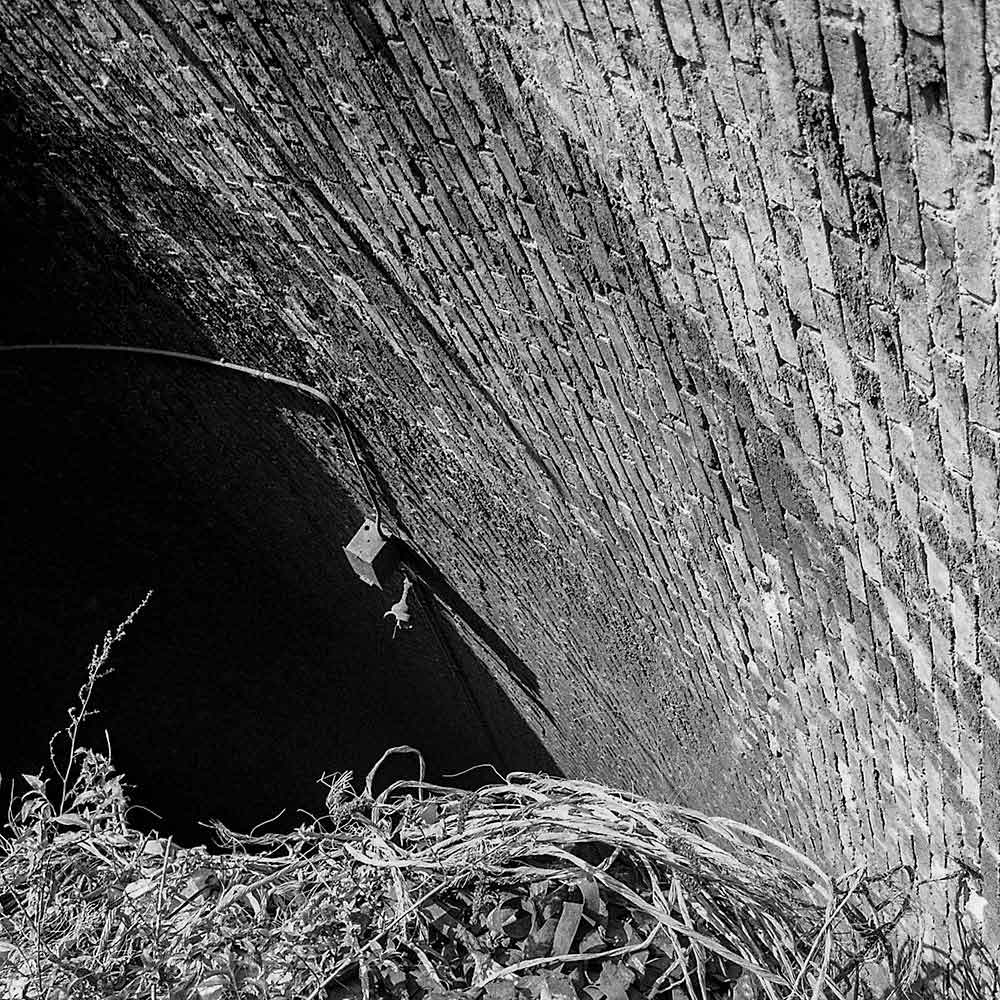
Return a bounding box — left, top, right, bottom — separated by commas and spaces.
0, 740, 919, 999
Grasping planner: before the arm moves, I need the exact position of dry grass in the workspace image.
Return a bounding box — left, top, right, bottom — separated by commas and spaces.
0, 600, 917, 999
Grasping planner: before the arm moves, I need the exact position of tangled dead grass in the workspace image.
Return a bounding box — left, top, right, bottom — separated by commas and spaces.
1, 599, 921, 999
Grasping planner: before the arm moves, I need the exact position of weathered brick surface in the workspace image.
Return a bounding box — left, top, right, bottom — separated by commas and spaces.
2, 0, 999, 959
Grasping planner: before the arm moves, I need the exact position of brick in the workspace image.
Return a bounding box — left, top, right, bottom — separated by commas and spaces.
871, 306, 906, 422
971, 428, 1000, 542
686, 4, 745, 113
942, 0, 989, 139
659, 0, 702, 62
989, 1, 1000, 70
828, 230, 872, 359
945, 469, 977, 552
786, 157, 836, 292
771, 205, 818, 325
737, 56, 798, 199
856, 365, 891, 470
896, 264, 934, 393
930, 349, 972, 478
719, 0, 757, 65
796, 88, 853, 230
922, 212, 961, 353
781, 0, 827, 89
861, 0, 907, 113
872, 108, 923, 265
840, 403, 870, 494
910, 394, 946, 501
900, 0, 940, 35
814, 288, 856, 402
710, 239, 754, 359
820, 16, 876, 176
906, 35, 954, 209
981, 546, 1000, 643
851, 177, 893, 307
953, 138, 995, 302
962, 297, 1000, 431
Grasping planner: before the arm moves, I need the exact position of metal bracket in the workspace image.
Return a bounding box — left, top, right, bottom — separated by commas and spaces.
343, 518, 400, 588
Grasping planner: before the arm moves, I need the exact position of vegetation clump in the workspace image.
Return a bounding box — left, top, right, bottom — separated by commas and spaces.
1, 601, 917, 999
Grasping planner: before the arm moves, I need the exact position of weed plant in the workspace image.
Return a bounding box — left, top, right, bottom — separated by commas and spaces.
0, 600, 946, 999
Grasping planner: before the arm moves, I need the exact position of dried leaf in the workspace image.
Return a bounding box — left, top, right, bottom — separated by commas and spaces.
485, 982, 517, 999
53, 813, 89, 829
596, 962, 630, 1000
124, 877, 160, 900
733, 971, 758, 1000
551, 901, 583, 958
195, 974, 229, 1000
576, 878, 605, 923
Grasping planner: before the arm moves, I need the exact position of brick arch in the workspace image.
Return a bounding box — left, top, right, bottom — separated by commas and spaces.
3, 0, 997, 956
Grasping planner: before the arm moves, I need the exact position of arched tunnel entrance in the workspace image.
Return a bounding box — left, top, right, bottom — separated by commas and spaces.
0, 135, 558, 847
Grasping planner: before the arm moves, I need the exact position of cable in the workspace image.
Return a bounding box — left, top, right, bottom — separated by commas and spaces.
0, 341, 389, 535
0, 342, 332, 404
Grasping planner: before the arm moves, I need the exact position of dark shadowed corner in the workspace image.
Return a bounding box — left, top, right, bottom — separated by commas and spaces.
0, 106, 559, 847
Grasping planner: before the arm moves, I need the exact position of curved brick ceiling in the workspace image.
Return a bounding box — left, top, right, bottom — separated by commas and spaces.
3, 0, 998, 958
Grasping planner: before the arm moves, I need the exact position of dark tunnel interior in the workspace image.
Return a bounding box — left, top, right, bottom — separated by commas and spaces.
0, 118, 558, 847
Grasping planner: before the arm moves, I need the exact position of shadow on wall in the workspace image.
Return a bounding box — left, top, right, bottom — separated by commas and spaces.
894, 925, 999, 999
0, 115, 559, 847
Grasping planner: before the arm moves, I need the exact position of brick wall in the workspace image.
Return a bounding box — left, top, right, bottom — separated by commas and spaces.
2, 0, 997, 957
